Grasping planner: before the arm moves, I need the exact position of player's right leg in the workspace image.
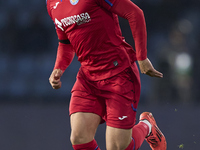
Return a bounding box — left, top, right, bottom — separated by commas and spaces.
69, 70, 105, 150
70, 112, 101, 150
70, 112, 101, 145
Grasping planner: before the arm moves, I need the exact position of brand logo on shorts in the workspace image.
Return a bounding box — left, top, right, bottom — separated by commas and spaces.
70, 0, 79, 5
118, 116, 128, 120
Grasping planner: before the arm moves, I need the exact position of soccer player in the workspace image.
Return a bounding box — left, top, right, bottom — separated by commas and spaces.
47, 0, 167, 149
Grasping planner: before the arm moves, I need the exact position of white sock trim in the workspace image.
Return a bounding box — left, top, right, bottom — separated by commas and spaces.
140, 119, 152, 136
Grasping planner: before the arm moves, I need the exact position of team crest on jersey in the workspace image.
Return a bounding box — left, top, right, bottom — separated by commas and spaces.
70, 0, 79, 5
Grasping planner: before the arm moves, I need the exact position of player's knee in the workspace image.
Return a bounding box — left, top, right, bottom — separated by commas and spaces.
70, 132, 84, 145
106, 135, 132, 150
70, 131, 92, 145
107, 142, 130, 150
70, 133, 82, 145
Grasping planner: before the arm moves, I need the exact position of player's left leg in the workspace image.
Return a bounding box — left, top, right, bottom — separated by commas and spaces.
106, 123, 149, 150
106, 126, 132, 150
103, 65, 140, 150
101, 63, 144, 150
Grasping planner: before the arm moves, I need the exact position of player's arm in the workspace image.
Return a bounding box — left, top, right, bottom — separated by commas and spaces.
110, 0, 163, 78
46, 0, 75, 89
49, 29, 75, 89
53, 33, 75, 73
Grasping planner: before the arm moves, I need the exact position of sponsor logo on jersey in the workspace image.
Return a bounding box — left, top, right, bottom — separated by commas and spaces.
55, 18, 64, 31
70, 0, 79, 5
55, 12, 91, 31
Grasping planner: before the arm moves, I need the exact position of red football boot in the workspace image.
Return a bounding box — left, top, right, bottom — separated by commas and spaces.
140, 112, 167, 150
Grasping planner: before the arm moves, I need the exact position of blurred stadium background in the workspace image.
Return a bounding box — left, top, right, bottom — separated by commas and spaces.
0, 0, 200, 149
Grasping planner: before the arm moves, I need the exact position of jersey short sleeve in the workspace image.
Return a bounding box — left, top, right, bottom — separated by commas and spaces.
46, 0, 68, 40
56, 28, 68, 40
95, 0, 118, 10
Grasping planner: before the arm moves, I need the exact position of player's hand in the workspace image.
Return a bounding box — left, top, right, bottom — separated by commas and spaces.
138, 58, 163, 78
49, 69, 63, 89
